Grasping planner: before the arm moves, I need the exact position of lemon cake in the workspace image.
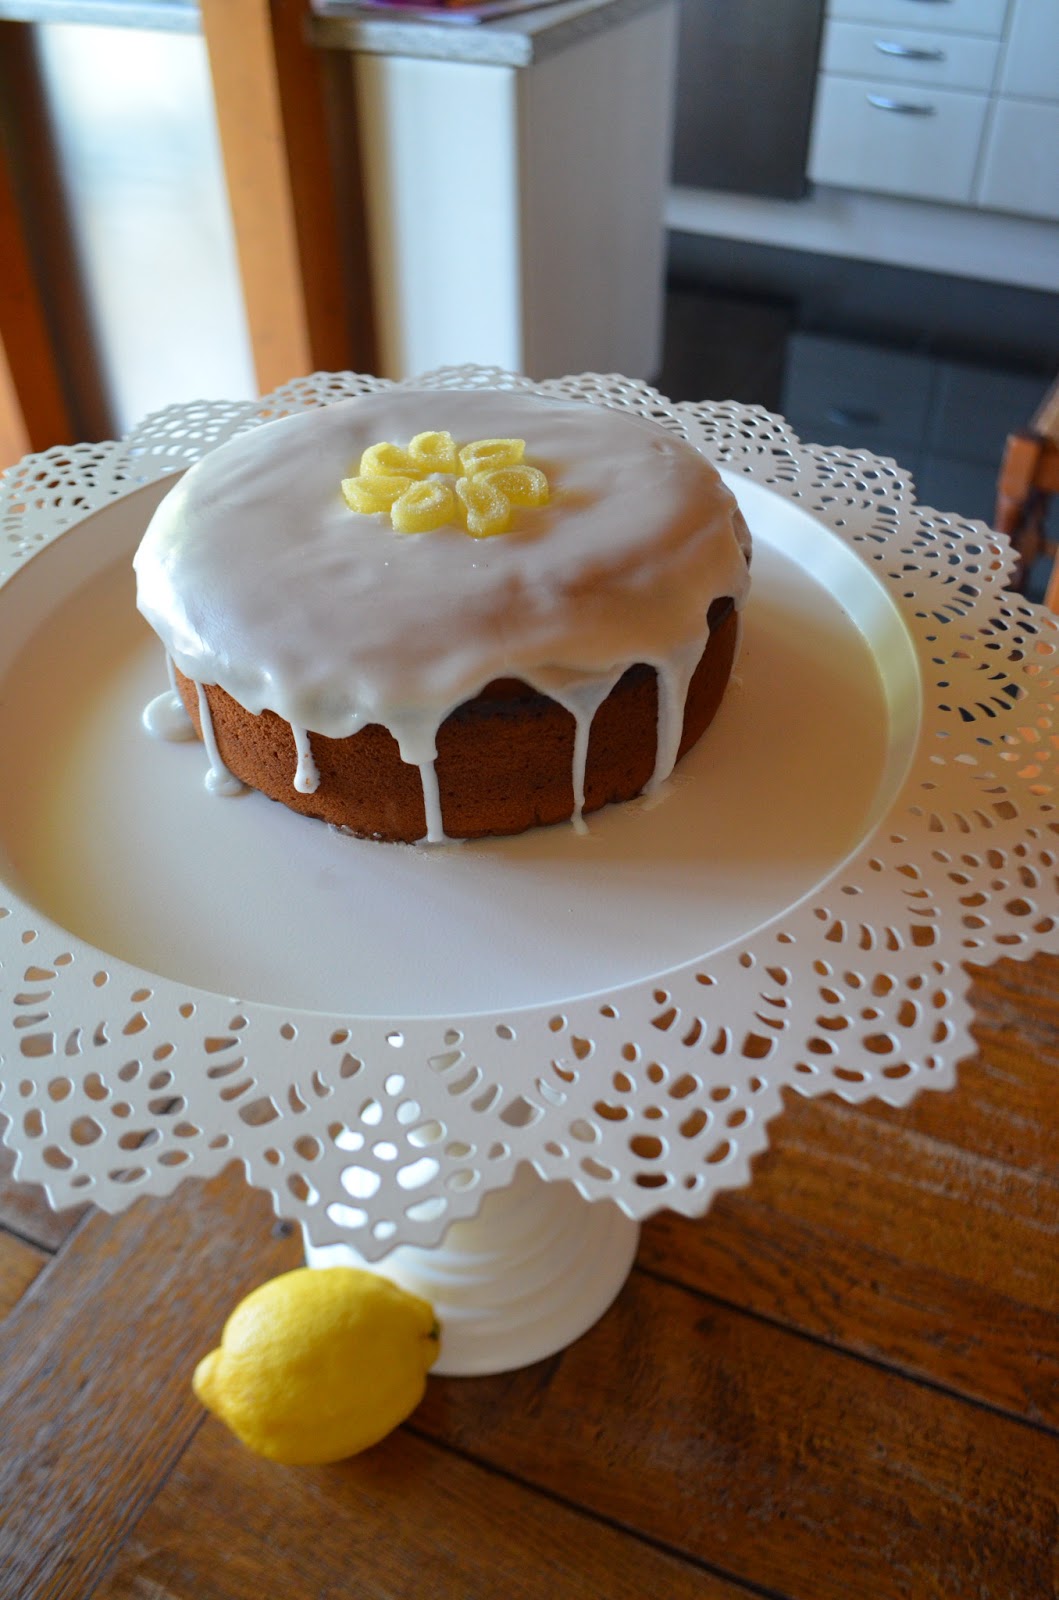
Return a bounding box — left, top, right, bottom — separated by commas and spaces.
134, 386, 751, 843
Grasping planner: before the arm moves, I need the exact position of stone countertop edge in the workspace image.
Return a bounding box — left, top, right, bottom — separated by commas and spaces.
0, 0, 670, 64
313, 0, 671, 68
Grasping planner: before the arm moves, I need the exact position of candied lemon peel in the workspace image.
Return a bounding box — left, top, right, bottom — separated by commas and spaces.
341, 430, 549, 538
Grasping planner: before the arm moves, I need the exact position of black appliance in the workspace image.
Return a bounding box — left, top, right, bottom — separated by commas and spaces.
671, 0, 826, 200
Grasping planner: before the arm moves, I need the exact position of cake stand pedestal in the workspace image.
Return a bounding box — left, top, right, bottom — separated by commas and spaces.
308, 1164, 640, 1375
1, 369, 1056, 1378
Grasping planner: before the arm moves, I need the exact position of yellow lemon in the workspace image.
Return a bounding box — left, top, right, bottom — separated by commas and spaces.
192, 1266, 439, 1465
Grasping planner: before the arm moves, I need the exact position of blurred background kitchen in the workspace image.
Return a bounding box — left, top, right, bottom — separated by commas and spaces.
1, 0, 1056, 591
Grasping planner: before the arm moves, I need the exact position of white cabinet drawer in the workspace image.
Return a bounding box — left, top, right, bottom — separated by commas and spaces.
977, 98, 1059, 220
822, 19, 1000, 90
998, 3, 1059, 103
808, 73, 989, 202
826, 0, 1011, 38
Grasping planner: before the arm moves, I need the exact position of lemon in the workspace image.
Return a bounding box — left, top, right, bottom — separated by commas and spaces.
192, 1266, 440, 1465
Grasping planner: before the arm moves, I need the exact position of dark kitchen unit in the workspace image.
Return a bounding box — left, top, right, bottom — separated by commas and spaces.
671, 0, 826, 199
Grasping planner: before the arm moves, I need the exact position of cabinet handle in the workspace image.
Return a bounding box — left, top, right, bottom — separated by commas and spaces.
875, 40, 946, 61
867, 94, 937, 115
826, 406, 883, 428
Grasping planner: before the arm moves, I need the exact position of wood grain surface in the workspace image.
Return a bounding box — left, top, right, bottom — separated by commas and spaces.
199, 0, 373, 392
0, 954, 1056, 1600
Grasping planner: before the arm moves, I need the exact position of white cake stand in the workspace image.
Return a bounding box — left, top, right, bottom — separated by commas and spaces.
1, 368, 1056, 1375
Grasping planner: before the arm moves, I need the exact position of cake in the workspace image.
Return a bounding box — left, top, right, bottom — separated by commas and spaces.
134, 385, 751, 843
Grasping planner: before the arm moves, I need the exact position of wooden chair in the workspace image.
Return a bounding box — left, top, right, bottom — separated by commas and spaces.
995, 375, 1059, 612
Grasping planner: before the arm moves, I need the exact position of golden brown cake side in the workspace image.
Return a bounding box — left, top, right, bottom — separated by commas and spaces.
175, 599, 738, 843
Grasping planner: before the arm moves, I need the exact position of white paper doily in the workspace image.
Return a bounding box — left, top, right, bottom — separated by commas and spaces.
1, 366, 1057, 1267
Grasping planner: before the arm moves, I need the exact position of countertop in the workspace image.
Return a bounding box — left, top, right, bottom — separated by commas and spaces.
311, 0, 667, 68
1, 950, 1057, 1598
0, 0, 668, 65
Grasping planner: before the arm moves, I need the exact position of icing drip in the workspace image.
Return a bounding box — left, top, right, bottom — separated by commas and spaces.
418, 759, 446, 844
196, 683, 244, 797
648, 634, 710, 792
142, 689, 194, 742
142, 655, 195, 741
290, 724, 320, 794
540, 672, 626, 833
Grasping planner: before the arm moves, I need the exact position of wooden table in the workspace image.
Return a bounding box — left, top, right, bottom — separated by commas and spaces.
1, 953, 1056, 1600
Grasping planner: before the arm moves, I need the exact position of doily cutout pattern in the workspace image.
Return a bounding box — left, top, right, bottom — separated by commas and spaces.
1, 367, 1056, 1258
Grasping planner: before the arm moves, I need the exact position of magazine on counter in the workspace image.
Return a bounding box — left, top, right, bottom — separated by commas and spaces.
313, 0, 567, 23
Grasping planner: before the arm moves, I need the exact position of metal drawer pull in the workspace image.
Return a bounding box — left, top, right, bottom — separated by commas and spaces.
867, 94, 937, 115
875, 40, 946, 61
826, 406, 882, 428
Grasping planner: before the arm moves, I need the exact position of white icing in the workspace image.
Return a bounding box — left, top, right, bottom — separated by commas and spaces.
142, 689, 195, 742
290, 724, 320, 795
648, 635, 708, 794
134, 387, 751, 840
418, 759, 445, 844
143, 654, 197, 741
543, 670, 625, 831
196, 682, 244, 798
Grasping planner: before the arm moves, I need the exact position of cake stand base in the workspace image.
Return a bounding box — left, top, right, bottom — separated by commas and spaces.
305, 1165, 641, 1376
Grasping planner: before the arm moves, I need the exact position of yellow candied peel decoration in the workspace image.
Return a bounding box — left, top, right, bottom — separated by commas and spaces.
408, 430, 460, 474
458, 437, 524, 477
391, 479, 459, 534
340, 430, 549, 538
341, 473, 412, 514
456, 473, 510, 539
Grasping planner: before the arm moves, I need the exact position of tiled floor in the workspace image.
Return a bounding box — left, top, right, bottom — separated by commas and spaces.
659, 235, 1058, 599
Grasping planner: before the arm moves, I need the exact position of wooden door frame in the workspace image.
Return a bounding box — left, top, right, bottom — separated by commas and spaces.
199, 0, 376, 393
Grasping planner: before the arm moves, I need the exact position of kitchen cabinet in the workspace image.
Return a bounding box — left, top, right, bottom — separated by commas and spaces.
820, 21, 1000, 91
997, 3, 1059, 99
826, 0, 1009, 33
978, 99, 1059, 221
810, 75, 989, 204
809, 0, 1059, 224
780, 335, 1050, 528
333, 0, 678, 383
780, 331, 933, 458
